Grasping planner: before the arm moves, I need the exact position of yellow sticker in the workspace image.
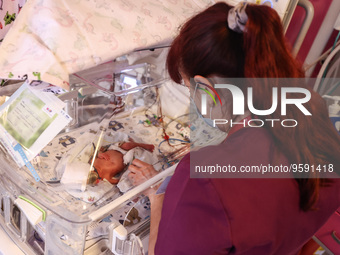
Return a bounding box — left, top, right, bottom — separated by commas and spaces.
313, 246, 325, 255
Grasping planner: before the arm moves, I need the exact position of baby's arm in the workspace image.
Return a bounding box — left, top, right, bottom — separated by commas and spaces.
120, 141, 154, 152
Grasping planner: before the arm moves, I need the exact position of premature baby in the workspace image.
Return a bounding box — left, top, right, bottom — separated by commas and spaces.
59, 131, 156, 192
92, 140, 154, 184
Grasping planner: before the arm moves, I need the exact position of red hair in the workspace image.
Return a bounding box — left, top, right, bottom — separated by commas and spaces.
167, 2, 340, 211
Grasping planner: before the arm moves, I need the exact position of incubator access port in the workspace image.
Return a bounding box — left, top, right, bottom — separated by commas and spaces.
11, 203, 21, 233
27, 231, 45, 255
26, 226, 45, 255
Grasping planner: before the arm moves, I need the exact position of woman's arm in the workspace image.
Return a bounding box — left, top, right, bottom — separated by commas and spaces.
128, 159, 163, 254
120, 141, 155, 152
148, 192, 164, 255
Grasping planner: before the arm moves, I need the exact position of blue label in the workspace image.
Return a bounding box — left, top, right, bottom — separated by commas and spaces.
13, 144, 40, 182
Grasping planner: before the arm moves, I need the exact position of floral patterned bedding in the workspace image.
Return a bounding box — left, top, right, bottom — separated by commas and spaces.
0, 0, 215, 90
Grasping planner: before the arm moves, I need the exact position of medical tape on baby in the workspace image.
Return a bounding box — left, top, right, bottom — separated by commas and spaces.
108, 144, 134, 165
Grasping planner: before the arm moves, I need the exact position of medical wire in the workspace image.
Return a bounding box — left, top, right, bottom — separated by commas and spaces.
314, 43, 340, 92
311, 31, 340, 92
320, 30, 340, 81
305, 39, 340, 71
151, 143, 190, 171
156, 138, 190, 168
325, 80, 340, 96
332, 31, 340, 52
143, 86, 173, 146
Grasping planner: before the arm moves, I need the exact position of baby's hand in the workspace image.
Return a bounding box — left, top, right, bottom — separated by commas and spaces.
128, 159, 159, 196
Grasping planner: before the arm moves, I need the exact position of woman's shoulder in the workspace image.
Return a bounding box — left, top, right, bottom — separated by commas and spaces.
194, 127, 277, 159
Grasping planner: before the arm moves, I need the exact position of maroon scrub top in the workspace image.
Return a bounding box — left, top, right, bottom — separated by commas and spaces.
155, 128, 340, 255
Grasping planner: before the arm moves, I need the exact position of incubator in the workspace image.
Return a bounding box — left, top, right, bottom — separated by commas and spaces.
0, 48, 228, 255
0, 49, 195, 255
0, 0, 208, 253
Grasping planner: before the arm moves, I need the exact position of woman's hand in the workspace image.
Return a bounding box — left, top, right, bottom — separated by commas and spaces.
128, 159, 164, 255
128, 159, 159, 197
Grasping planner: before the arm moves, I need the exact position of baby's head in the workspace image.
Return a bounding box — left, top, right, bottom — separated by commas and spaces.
93, 150, 125, 184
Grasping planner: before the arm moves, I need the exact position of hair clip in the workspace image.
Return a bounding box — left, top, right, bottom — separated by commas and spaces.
227, 2, 248, 33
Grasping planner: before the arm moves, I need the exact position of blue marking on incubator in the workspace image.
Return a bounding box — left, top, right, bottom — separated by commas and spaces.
14, 143, 40, 182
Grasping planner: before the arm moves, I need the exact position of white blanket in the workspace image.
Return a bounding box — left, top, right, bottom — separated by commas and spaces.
0, 0, 215, 89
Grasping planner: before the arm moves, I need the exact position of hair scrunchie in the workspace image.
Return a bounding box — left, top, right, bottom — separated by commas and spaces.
227, 2, 248, 33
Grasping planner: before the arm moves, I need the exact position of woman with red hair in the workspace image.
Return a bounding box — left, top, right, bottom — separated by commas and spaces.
128, 2, 340, 254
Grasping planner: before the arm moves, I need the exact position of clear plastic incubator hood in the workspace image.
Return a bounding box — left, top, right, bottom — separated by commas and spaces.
0, 54, 192, 255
